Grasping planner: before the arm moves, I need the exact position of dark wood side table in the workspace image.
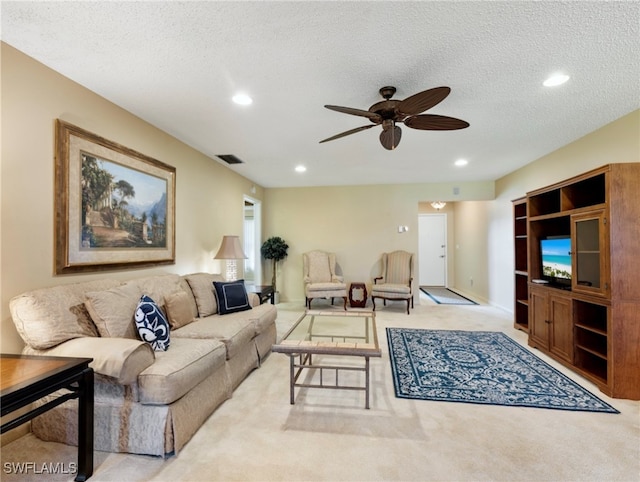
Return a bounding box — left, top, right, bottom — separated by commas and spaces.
349, 282, 368, 308
246, 285, 275, 304
1, 354, 94, 481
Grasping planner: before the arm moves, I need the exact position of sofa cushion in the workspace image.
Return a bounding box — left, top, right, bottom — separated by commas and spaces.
131, 274, 184, 306
137, 338, 226, 405
164, 290, 195, 329
213, 280, 251, 315
371, 283, 411, 295
135, 295, 170, 351
172, 312, 256, 360
184, 273, 224, 317
245, 303, 278, 337
177, 277, 199, 319
85, 282, 142, 339
306, 282, 348, 292
22, 337, 154, 385
9, 279, 121, 350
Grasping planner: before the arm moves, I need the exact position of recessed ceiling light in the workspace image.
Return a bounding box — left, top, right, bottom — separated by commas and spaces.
543, 74, 570, 87
232, 93, 253, 105
295, 165, 307, 173
455, 159, 468, 167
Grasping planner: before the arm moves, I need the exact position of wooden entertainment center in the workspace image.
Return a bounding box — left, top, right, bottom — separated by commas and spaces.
512, 163, 640, 400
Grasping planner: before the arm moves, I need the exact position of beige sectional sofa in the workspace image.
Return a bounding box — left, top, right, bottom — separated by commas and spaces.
9, 272, 277, 457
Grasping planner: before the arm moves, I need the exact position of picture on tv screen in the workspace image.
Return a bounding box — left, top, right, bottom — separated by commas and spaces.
541, 237, 572, 280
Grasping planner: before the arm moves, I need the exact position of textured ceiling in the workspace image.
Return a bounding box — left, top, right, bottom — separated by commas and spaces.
2, 1, 639, 188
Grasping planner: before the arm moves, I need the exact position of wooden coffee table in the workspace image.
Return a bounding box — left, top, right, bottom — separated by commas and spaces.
272, 310, 381, 409
1, 354, 94, 481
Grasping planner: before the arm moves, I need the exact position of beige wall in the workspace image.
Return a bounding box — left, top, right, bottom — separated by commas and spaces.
1, 43, 263, 353
263, 182, 495, 302
452, 200, 491, 302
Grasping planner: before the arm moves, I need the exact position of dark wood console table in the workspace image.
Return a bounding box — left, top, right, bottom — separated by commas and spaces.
246, 284, 275, 304
1, 354, 94, 481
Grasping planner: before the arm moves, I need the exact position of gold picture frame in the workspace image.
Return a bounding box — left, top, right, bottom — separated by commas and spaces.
55, 119, 176, 274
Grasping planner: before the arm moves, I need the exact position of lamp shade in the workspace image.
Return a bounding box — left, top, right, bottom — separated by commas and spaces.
214, 235, 247, 259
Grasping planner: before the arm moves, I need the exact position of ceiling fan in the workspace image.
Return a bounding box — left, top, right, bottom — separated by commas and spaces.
320, 86, 469, 150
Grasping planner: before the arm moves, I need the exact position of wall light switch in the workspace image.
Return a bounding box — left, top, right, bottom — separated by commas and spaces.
398, 225, 409, 233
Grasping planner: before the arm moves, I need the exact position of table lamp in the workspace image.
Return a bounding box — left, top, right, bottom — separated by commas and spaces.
214, 235, 248, 281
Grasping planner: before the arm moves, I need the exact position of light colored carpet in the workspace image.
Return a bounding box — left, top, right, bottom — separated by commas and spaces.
2, 295, 639, 481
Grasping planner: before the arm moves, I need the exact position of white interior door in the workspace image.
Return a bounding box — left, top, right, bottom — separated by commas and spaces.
418, 214, 447, 286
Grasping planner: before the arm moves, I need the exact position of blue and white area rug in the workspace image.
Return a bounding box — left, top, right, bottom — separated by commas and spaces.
420, 286, 477, 305
387, 328, 618, 413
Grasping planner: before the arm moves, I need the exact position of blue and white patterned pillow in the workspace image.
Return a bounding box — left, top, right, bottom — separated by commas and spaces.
135, 295, 170, 351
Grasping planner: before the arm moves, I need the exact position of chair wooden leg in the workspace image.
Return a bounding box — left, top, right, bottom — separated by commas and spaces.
342, 296, 347, 310
406, 299, 410, 315
372, 297, 377, 311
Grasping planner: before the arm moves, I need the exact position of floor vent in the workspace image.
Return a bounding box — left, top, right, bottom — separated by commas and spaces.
217, 154, 244, 165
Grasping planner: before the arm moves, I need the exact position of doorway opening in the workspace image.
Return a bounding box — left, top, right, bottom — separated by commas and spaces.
243, 196, 262, 286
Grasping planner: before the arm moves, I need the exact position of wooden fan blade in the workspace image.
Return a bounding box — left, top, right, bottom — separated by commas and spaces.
319, 124, 375, 143
397, 87, 451, 116
404, 114, 470, 131
379, 125, 402, 150
324, 105, 382, 122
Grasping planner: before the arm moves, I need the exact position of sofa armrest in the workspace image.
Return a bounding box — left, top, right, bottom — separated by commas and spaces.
248, 292, 260, 307
22, 337, 154, 385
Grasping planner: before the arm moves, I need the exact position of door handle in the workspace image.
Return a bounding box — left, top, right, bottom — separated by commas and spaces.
439, 255, 445, 258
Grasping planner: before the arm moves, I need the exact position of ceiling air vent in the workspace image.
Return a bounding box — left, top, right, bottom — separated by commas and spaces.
217, 154, 244, 165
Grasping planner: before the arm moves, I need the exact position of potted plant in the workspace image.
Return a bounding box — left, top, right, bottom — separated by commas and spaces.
261, 236, 289, 300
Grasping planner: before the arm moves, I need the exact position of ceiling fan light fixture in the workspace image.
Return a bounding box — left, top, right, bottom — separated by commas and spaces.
320, 85, 469, 150
381, 119, 394, 131
431, 201, 446, 210
543, 73, 570, 87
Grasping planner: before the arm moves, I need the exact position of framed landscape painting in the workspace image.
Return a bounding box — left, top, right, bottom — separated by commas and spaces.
55, 119, 176, 274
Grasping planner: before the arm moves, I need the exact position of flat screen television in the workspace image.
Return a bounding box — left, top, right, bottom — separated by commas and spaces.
540, 237, 572, 282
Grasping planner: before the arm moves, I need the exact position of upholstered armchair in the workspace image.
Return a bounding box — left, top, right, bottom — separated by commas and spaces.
303, 250, 348, 309
371, 250, 414, 314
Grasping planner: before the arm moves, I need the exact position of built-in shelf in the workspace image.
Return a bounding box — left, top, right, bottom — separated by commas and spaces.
524, 164, 640, 400
513, 197, 529, 333
575, 323, 606, 336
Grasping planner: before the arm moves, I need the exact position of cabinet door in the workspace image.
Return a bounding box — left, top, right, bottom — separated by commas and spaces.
549, 293, 573, 363
571, 210, 609, 297
529, 288, 549, 349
